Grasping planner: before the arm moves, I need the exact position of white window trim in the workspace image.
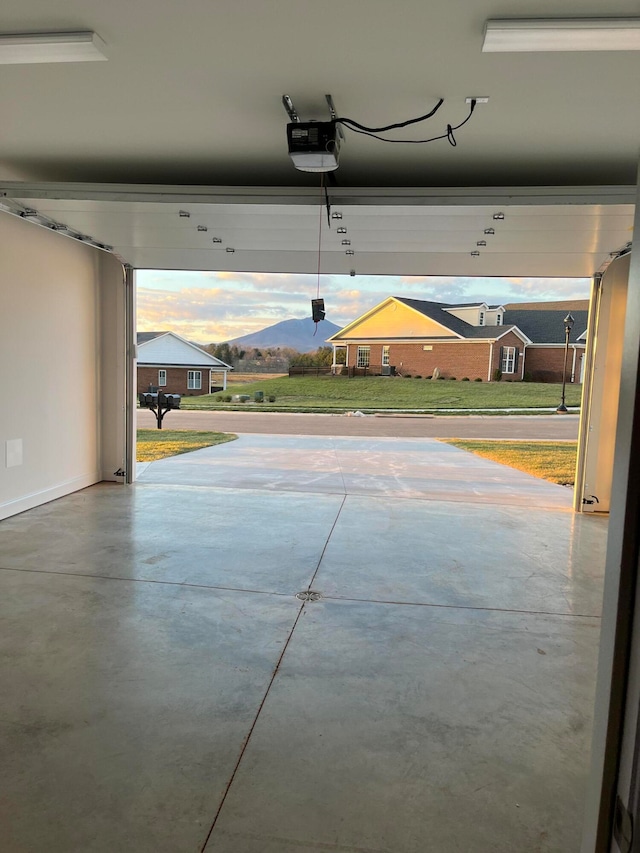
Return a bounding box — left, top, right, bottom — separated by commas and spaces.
158, 369, 167, 386
479, 311, 485, 326
356, 346, 370, 368
187, 370, 202, 390
501, 346, 516, 374
382, 345, 390, 366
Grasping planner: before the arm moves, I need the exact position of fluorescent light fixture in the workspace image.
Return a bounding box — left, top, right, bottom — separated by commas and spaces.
483, 18, 640, 52
0, 31, 108, 64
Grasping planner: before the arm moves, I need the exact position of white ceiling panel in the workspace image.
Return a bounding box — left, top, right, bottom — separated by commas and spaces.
2, 1, 640, 189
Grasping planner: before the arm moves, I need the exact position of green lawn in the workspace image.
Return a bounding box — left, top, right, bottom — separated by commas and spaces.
137, 429, 237, 461
182, 376, 582, 412
442, 439, 578, 485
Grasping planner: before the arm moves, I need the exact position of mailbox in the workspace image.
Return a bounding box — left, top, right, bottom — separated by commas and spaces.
163, 394, 181, 409
139, 391, 181, 428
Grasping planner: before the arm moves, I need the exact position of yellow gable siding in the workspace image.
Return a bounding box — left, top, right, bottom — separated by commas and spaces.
335, 301, 456, 340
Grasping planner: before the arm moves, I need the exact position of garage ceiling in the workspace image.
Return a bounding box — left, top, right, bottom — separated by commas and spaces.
1, 1, 639, 275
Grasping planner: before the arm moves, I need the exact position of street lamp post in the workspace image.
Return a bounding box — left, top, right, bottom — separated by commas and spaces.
556, 313, 575, 413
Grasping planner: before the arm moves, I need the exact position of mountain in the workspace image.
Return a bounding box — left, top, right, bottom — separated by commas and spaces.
226, 317, 341, 353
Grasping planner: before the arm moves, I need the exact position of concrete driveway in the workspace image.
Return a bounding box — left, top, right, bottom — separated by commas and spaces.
137, 433, 574, 508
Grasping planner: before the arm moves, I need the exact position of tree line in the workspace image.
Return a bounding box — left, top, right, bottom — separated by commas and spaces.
204, 343, 345, 370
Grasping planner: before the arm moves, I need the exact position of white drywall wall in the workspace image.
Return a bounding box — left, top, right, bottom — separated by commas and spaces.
0, 212, 125, 519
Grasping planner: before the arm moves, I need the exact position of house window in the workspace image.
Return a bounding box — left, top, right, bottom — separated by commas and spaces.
382, 346, 390, 366
357, 346, 370, 368
187, 370, 202, 390
479, 311, 485, 326
158, 369, 167, 386
496, 314, 502, 325
501, 346, 516, 374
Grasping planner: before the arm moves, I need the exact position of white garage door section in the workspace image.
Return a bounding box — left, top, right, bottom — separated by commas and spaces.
0, 182, 634, 277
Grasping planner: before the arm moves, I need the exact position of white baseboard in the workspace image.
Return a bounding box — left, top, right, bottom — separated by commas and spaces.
0, 471, 102, 520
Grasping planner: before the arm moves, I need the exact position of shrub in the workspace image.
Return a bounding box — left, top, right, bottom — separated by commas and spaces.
461, 377, 470, 381
426, 375, 432, 380
215, 395, 223, 401
437, 375, 446, 380
414, 375, 422, 379
268, 395, 276, 402
474, 378, 483, 382
449, 376, 457, 380
523, 372, 534, 382
493, 368, 503, 382
223, 394, 232, 402
404, 373, 412, 378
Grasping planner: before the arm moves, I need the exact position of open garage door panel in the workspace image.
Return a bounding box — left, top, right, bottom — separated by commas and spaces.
0, 182, 634, 277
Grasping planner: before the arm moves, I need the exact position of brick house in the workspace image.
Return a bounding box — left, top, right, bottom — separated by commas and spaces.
327, 298, 588, 382
502, 301, 589, 383
137, 331, 232, 395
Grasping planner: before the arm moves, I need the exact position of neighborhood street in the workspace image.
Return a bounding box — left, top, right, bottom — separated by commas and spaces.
137, 409, 580, 440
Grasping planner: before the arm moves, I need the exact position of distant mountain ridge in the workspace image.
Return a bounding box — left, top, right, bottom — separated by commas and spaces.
226, 316, 341, 353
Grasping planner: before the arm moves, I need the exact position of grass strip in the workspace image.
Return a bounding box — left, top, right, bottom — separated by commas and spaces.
441, 439, 578, 485
137, 429, 237, 462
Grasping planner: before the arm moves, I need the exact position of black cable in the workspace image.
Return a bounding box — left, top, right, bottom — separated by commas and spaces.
334, 98, 444, 133
336, 100, 476, 146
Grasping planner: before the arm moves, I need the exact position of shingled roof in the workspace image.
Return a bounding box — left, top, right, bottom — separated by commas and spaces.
394, 297, 587, 344
137, 331, 214, 352
502, 309, 588, 344
504, 299, 589, 312
394, 297, 478, 337
393, 297, 518, 340
137, 331, 166, 344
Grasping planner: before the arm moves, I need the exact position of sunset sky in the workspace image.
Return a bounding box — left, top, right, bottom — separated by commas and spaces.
136, 269, 591, 345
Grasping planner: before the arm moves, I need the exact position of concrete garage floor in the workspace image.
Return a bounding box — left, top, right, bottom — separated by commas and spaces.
0, 436, 606, 852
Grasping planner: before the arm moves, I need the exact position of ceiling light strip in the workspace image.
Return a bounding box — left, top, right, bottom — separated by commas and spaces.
483, 18, 640, 52
0, 31, 108, 64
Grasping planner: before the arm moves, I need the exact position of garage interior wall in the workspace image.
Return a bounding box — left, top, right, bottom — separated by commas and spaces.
0, 213, 125, 520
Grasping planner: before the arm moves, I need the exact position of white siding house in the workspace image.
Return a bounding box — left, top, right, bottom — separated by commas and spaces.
137, 331, 232, 395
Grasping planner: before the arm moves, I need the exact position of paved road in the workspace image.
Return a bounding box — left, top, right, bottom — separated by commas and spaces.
138, 409, 579, 440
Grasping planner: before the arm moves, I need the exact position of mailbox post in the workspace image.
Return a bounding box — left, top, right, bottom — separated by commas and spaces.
138, 388, 181, 429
